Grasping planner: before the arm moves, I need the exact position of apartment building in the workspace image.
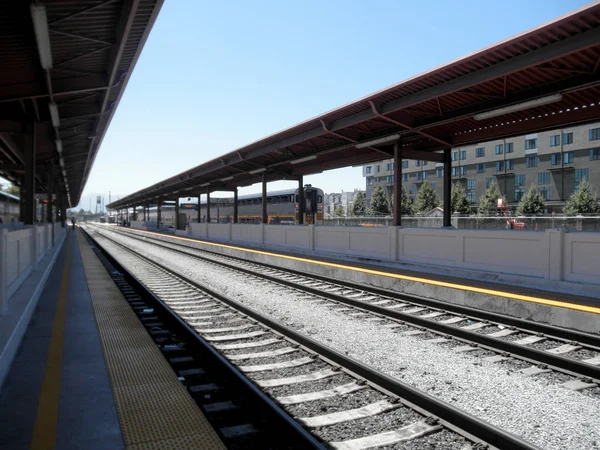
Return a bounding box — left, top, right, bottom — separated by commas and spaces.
324, 190, 365, 217
362, 122, 600, 213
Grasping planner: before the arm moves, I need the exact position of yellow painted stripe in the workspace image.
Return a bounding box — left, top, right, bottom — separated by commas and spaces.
30, 234, 73, 450
120, 226, 600, 315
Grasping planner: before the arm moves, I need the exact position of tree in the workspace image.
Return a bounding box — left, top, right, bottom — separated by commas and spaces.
350, 191, 366, 216
391, 185, 414, 216
450, 182, 471, 214
516, 185, 545, 215
563, 180, 600, 215
334, 205, 345, 217
369, 185, 391, 216
0, 183, 19, 196
479, 181, 506, 216
415, 180, 439, 214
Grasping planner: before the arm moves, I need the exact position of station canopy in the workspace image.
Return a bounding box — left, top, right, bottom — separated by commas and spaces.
0, 1, 164, 207
109, 2, 600, 209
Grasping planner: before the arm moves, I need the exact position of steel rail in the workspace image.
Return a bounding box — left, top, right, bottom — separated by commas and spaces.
86, 225, 541, 450
102, 226, 600, 382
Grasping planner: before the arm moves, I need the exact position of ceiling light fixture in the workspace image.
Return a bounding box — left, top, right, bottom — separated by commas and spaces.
248, 168, 267, 174
49, 103, 60, 127
355, 134, 401, 149
289, 155, 317, 165
30, 5, 53, 69
473, 94, 563, 121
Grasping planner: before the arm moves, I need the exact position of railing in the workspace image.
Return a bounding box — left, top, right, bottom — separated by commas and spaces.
0, 222, 66, 315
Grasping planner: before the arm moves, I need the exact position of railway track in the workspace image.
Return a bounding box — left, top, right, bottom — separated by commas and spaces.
83, 225, 540, 450
95, 225, 600, 393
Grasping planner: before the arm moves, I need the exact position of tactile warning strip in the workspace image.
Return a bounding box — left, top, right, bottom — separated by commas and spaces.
76, 230, 226, 450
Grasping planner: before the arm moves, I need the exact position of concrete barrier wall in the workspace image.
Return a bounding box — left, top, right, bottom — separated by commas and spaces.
563, 232, 600, 284
264, 225, 311, 250
231, 224, 262, 244
190, 223, 208, 239
315, 226, 391, 259
208, 223, 230, 241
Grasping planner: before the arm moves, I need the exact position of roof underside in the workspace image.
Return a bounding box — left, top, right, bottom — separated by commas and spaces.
0, 0, 163, 207
107, 2, 600, 208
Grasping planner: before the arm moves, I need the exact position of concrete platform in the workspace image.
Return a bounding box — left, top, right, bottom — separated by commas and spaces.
0, 229, 225, 450
115, 225, 600, 334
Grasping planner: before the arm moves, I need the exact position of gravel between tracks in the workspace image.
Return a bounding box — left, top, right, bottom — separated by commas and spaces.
97, 229, 600, 450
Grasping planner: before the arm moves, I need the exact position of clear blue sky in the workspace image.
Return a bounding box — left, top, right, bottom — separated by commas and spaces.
77, 0, 590, 209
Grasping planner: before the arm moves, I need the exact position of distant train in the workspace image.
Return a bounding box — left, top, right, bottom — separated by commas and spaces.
138, 186, 324, 226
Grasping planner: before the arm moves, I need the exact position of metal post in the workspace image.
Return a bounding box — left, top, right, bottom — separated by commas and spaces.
393, 143, 402, 227
0, 229, 8, 315
157, 199, 161, 230
22, 122, 36, 224
197, 195, 201, 223
262, 173, 268, 224
46, 163, 54, 245
233, 189, 238, 224
175, 198, 180, 230
443, 148, 452, 227
298, 176, 304, 225
206, 189, 211, 224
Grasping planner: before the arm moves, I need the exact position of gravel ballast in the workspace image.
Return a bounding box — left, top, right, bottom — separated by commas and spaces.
94, 228, 600, 450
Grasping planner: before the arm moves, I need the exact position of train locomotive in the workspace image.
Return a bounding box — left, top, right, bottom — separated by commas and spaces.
141, 186, 324, 227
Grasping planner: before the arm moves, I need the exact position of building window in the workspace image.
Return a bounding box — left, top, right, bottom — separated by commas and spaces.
563, 132, 573, 145
386, 175, 394, 183
460, 166, 466, 176
467, 192, 476, 203
486, 177, 494, 188
575, 168, 589, 183
495, 144, 503, 155
409, 184, 417, 194
526, 156, 538, 168
538, 172, 550, 185
467, 179, 476, 190
460, 150, 466, 160
590, 149, 600, 161
590, 128, 600, 141
402, 173, 409, 181
436, 168, 443, 178
525, 138, 537, 150
422, 161, 428, 166
415, 160, 420, 167
416, 172, 422, 181
367, 178, 373, 186
476, 163, 486, 173
538, 187, 550, 201
514, 188, 525, 202
505, 143, 514, 153
452, 151, 458, 161
515, 174, 526, 186
423, 171, 429, 180
563, 151, 574, 164
496, 161, 504, 172
550, 135, 560, 147
366, 166, 372, 174
376, 165, 381, 173
451, 167, 458, 177
402, 160, 408, 169
551, 153, 561, 165
431, 182, 436, 189
386, 163, 391, 171
476, 147, 485, 158
506, 160, 514, 171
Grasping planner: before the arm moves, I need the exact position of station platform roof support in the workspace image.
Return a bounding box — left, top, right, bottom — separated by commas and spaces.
108, 3, 600, 227
0, 1, 164, 220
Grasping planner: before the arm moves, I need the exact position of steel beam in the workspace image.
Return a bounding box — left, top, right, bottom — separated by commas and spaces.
22, 123, 36, 224
206, 189, 211, 224
156, 199, 161, 229
262, 173, 268, 224
233, 189, 238, 224
175, 198, 180, 230
297, 176, 304, 225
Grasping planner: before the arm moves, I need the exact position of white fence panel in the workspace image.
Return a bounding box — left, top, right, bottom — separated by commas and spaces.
231, 224, 262, 244
208, 224, 230, 241
264, 225, 310, 249
563, 232, 600, 284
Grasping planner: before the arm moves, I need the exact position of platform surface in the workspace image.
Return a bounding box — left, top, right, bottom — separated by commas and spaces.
0, 229, 225, 450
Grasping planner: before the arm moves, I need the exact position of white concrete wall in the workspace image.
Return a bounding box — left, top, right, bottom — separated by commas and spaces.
190, 222, 208, 239
563, 231, 600, 284
264, 225, 311, 250
208, 223, 230, 241
231, 224, 262, 244
315, 226, 391, 259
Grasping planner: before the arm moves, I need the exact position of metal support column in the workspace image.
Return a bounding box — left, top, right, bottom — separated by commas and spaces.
298, 176, 304, 225
46, 163, 54, 223
197, 195, 201, 223
157, 200, 161, 229
233, 189, 238, 224
393, 143, 402, 227
443, 148, 452, 227
262, 173, 268, 224
206, 190, 211, 224
175, 198, 180, 230
22, 122, 36, 224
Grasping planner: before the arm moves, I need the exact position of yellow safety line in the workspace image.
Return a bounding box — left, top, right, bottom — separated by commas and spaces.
76, 229, 226, 449
123, 226, 600, 315
30, 233, 73, 450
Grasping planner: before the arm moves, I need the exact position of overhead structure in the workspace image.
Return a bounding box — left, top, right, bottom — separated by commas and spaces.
108, 3, 600, 224
0, 1, 164, 212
